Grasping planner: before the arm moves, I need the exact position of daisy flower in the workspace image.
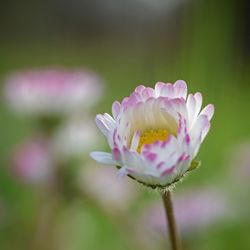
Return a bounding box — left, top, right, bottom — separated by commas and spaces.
91, 81, 214, 188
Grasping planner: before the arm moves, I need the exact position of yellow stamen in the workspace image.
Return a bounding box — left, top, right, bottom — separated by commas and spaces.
137, 129, 169, 153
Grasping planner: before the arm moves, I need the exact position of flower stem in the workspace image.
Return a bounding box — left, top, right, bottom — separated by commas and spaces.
162, 190, 182, 250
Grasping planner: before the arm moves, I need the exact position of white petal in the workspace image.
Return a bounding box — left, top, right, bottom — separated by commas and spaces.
161, 84, 175, 98
90, 151, 117, 165
200, 121, 211, 142
95, 113, 116, 137
135, 85, 146, 95
112, 101, 121, 119
187, 94, 196, 125
173, 80, 187, 99
194, 92, 202, 118
103, 113, 116, 127
95, 115, 108, 136
200, 104, 214, 121
191, 115, 210, 143
155, 82, 165, 97
117, 166, 129, 179
122, 148, 145, 172
130, 131, 140, 151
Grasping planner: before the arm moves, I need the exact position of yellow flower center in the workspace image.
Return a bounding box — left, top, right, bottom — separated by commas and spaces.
137, 129, 169, 153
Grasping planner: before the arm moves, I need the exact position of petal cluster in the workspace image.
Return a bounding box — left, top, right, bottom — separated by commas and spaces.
91, 81, 214, 188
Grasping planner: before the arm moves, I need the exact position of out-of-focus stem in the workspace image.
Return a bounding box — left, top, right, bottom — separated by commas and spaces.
162, 190, 182, 250
30, 190, 60, 250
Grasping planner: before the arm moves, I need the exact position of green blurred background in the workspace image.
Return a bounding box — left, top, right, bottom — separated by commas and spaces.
1, 0, 250, 249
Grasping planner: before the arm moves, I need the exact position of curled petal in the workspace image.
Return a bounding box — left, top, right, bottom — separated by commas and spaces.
95, 115, 109, 136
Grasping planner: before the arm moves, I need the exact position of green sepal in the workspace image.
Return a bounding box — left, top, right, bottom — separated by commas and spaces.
188, 159, 201, 172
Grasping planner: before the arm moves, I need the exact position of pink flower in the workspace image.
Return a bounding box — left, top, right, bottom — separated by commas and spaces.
91, 81, 214, 188
10, 137, 54, 185
4, 69, 103, 116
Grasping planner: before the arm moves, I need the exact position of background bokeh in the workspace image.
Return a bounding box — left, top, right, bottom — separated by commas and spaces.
1, 0, 250, 249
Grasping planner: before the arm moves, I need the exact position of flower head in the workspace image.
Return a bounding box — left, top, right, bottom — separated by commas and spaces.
4, 69, 103, 116
91, 81, 214, 188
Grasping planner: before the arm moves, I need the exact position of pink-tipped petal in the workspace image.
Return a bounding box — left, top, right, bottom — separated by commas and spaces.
161, 84, 174, 98
200, 104, 215, 120
155, 82, 166, 96
112, 101, 121, 119
174, 80, 187, 99
142, 87, 155, 100
135, 85, 146, 95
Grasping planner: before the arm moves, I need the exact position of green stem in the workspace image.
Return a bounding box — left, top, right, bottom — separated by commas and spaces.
162, 190, 182, 250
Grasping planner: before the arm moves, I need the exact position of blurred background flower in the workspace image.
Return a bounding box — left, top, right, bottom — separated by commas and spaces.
10, 136, 55, 187
78, 162, 138, 214
4, 69, 103, 116
52, 115, 102, 162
